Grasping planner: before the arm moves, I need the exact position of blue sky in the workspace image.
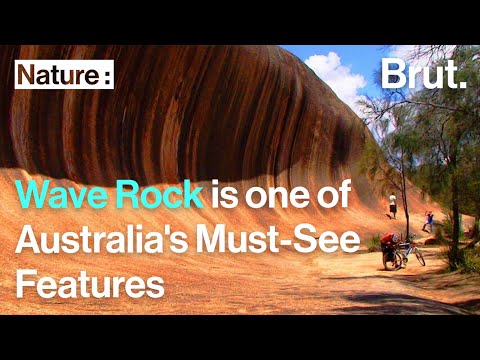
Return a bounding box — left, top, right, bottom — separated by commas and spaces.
280, 45, 413, 116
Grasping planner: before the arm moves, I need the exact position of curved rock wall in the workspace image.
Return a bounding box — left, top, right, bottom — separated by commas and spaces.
1, 45, 371, 197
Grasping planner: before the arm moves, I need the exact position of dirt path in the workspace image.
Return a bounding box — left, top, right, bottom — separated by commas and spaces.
2, 234, 479, 314
190, 244, 480, 315
307, 246, 479, 314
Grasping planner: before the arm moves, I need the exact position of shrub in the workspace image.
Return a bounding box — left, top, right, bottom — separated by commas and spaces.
463, 249, 480, 274
368, 234, 381, 252
443, 245, 465, 271
434, 227, 448, 245
442, 245, 480, 274
442, 210, 454, 238
441, 209, 463, 240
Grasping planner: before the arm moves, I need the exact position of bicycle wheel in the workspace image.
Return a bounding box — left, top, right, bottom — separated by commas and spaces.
415, 248, 426, 266
383, 252, 402, 271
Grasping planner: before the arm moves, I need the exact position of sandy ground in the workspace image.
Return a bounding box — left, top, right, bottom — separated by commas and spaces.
2, 239, 478, 315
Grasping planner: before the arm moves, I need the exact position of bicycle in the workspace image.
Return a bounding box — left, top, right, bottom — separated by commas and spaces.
397, 234, 426, 267
383, 247, 403, 271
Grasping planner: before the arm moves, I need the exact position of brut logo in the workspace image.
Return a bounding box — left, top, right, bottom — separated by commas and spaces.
15, 60, 114, 89
382, 58, 467, 89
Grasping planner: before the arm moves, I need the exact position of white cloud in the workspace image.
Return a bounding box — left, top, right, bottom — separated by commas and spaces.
389, 45, 418, 64
305, 52, 367, 117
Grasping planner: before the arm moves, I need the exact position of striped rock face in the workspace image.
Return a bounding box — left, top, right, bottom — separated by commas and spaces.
1, 45, 368, 188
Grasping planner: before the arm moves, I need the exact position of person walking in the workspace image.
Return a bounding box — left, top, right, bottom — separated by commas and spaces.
422, 211, 434, 233
387, 192, 397, 220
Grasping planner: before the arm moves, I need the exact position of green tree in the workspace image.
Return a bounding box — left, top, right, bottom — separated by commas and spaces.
412, 46, 479, 263
458, 141, 480, 246
361, 45, 480, 269
360, 106, 418, 239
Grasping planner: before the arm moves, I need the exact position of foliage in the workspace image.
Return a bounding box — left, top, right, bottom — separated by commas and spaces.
443, 244, 465, 271
463, 248, 480, 274
443, 245, 480, 274
442, 210, 455, 238
367, 234, 382, 252
457, 145, 480, 218
360, 105, 418, 238
434, 226, 448, 245
361, 45, 480, 268
412, 46, 480, 243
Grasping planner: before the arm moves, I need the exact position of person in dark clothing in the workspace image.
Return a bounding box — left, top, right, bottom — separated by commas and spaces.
380, 232, 400, 258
